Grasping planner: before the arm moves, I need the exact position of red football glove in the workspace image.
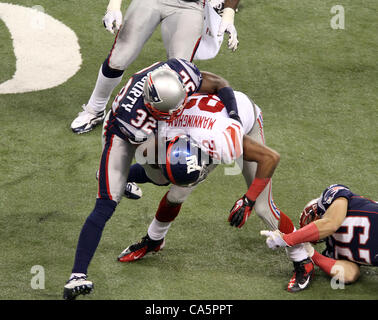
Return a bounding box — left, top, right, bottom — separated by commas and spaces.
228, 195, 255, 228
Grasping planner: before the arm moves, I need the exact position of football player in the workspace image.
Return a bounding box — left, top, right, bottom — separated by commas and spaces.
261, 184, 378, 284
71, 0, 240, 134
63, 58, 241, 300
118, 91, 315, 293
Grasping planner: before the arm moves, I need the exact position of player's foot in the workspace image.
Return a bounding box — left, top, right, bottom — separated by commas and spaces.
287, 258, 314, 292
71, 104, 105, 134
124, 182, 143, 200
118, 234, 165, 262
63, 275, 94, 300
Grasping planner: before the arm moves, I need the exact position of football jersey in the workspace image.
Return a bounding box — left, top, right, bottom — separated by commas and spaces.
106, 58, 202, 144
318, 184, 378, 266
161, 91, 256, 164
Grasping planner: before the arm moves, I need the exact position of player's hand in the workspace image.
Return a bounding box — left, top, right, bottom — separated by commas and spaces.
103, 10, 123, 34
218, 8, 239, 51
228, 195, 255, 228
229, 110, 242, 125
260, 230, 289, 249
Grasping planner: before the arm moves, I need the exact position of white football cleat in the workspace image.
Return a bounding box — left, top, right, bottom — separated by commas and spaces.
71, 104, 105, 134
63, 275, 93, 300
124, 182, 143, 200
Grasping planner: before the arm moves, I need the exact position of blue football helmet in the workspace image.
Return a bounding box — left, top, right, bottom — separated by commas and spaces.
160, 135, 211, 186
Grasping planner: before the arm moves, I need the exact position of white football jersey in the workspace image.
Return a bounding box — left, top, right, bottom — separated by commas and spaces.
161, 91, 256, 164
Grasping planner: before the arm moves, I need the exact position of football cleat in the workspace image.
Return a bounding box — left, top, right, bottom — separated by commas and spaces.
63, 275, 94, 300
287, 258, 315, 292
124, 182, 143, 200
71, 104, 105, 134
118, 234, 165, 262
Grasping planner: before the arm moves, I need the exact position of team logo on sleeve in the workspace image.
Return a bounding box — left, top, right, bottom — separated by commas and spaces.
323, 184, 349, 204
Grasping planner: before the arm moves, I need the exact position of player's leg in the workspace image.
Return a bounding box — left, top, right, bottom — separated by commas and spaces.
161, 0, 203, 60
242, 104, 314, 292
64, 113, 136, 299
118, 183, 195, 262
71, 0, 161, 134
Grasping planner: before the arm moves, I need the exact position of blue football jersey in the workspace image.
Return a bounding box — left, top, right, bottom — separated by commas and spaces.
319, 184, 378, 266
106, 58, 202, 143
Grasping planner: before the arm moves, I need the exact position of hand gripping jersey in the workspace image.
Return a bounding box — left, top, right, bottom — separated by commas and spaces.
318, 184, 378, 266
106, 58, 202, 144
161, 91, 256, 164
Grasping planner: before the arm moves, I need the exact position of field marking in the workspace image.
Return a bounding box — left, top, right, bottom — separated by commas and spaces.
0, 3, 82, 94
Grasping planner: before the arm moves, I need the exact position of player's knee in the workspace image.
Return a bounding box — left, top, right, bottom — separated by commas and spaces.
344, 265, 360, 284
332, 262, 360, 284
166, 187, 192, 204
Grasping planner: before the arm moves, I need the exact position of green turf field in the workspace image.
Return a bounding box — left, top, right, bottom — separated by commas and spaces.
0, 0, 377, 301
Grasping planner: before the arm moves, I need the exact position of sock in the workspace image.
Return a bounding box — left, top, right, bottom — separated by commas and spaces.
278, 212, 295, 234
72, 199, 117, 274
155, 192, 182, 222
87, 59, 124, 114
127, 163, 153, 184
148, 217, 171, 241
285, 243, 309, 262
246, 178, 271, 202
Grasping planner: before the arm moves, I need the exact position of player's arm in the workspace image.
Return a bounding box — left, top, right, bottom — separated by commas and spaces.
262, 198, 348, 247
242, 135, 280, 179
219, 0, 240, 51
304, 243, 360, 283
228, 136, 280, 228
198, 71, 241, 123
103, 0, 123, 34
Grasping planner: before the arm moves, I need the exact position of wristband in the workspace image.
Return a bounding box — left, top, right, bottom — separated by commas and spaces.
107, 0, 122, 11
283, 222, 320, 246
222, 7, 235, 24
311, 250, 337, 276
245, 177, 270, 202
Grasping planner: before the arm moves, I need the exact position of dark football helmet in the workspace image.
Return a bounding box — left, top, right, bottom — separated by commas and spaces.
160, 135, 211, 187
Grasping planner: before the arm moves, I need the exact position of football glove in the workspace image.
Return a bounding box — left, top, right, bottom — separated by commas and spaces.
218, 8, 239, 51
228, 195, 255, 228
260, 230, 289, 249
103, 10, 122, 34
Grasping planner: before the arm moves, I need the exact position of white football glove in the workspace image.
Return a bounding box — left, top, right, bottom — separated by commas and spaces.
217, 7, 239, 51
103, 10, 123, 34
260, 230, 289, 250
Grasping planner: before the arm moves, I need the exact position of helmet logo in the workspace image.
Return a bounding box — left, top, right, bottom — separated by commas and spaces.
147, 73, 162, 103
186, 155, 201, 174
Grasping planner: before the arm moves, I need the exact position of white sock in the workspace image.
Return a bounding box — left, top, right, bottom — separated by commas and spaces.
87, 67, 123, 113
285, 243, 309, 262
148, 217, 171, 240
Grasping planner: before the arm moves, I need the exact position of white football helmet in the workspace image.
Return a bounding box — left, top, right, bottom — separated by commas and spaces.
143, 67, 187, 121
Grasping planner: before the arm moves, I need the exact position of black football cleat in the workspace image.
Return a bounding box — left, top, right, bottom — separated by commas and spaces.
287, 258, 315, 292
118, 234, 165, 262
63, 275, 94, 300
